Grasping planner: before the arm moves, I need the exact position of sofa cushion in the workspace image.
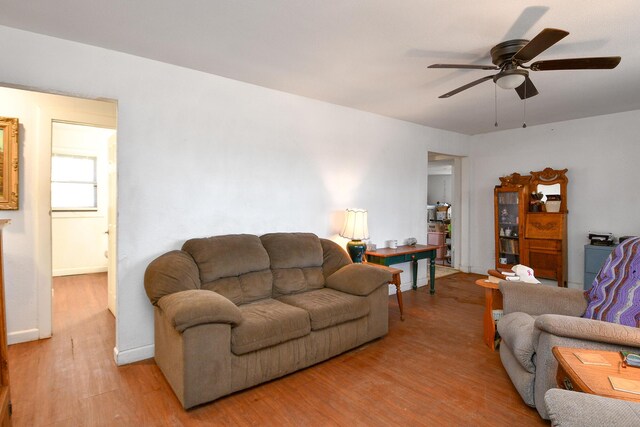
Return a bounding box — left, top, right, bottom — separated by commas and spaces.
183, 234, 273, 304
497, 312, 538, 373
584, 237, 640, 327
183, 234, 271, 283
271, 267, 325, 297
201, 270, 273, 305
231, 298, 311, 355
260, 232, 323, 269
261, 233, 326, 296
278, 288, 369, 331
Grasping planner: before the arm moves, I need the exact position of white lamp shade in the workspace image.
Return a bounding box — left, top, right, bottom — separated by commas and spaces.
340, 209, 369, 240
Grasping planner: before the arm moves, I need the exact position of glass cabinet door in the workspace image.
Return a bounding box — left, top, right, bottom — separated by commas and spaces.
497, 191, 520, 266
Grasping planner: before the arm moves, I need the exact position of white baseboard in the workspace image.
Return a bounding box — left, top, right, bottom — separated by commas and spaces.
387, 277, 428, 294
469, 266, 488, 275
113, 344, 154, 366
8, 328, 40, 345
456, 264, 472, 273
53, 266, 108, 277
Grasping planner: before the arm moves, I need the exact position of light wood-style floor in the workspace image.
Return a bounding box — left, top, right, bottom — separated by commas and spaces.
8, 273, 547, 426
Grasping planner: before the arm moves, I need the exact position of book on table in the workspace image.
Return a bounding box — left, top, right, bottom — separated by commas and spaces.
487, 269, 520, 283
609, 376, 640, 395
573, 351, 611, 366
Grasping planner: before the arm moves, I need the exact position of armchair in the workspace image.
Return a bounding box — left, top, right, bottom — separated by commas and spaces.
498, 237, 640, 419
497, 237, 640, 419
498, 282, 640, 419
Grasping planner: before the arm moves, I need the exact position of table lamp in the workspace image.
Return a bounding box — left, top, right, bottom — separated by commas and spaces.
340, 208, 369, 263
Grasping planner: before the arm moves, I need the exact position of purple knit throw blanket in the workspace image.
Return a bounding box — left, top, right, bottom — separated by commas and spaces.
583, 237, 640, 327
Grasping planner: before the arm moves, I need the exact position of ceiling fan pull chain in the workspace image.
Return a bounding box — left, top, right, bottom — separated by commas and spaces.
522, 82, 527, 128
494, 83, 498, 127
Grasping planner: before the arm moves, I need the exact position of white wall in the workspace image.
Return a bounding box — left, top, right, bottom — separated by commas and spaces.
52, 123, 114, 276
0, 25, 470, 363
468, 110, 640, 287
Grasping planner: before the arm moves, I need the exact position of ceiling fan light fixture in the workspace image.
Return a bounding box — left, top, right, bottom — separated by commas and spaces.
495, 69, 528, 89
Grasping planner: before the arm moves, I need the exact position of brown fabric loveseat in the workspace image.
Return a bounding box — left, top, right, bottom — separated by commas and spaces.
144, 232, 391, 408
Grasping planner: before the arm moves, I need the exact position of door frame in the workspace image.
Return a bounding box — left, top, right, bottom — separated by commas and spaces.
427, 152, 470, 272
36, 106, 117, 338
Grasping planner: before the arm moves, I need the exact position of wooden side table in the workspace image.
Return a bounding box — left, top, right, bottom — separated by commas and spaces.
475, 279, 503, 350
366, 263, 404, 320
553, 346, 640, 403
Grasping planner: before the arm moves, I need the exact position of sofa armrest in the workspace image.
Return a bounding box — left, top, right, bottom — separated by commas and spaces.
157, 290, 242, 332
499, 281, 587, 316
545, 389, 640, 427
535, 314, 640, 348
326, 263, 392, 296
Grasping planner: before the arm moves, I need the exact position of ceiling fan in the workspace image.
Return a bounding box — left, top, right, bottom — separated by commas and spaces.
428, 28, 621, 99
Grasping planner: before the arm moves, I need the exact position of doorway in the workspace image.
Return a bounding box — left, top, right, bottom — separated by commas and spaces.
51, 122, 117, 317
428, 152, 464, 272
0, 86, 117, 344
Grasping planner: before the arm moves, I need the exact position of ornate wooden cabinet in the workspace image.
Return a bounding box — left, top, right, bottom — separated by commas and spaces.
495, 168, 568, 287
525, 168, 568, 286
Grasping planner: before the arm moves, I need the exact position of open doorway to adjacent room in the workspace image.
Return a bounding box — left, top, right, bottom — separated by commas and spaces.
51, 122, 117, 316
0, 85, 117, 345
427, 152, 463, 277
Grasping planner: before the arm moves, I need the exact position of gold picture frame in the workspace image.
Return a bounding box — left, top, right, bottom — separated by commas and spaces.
0, 117, 19, 210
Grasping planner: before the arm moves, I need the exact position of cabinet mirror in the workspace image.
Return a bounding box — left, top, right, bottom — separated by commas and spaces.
530, 168, 568, 213
536, 183, 560, 202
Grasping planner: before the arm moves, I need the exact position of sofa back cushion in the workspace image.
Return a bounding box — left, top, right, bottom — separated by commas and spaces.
260, 232, 325, 296
320, 238, 352, 279
583, 237, 640, 327
182, 234, 272, 305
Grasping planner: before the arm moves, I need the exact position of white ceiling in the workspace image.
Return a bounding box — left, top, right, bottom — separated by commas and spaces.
1, 0, 639, 135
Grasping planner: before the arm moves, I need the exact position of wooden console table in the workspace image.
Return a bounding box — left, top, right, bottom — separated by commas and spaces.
365, 244, 439, 294
553, 346, 640, 403
475, 279, 503, 350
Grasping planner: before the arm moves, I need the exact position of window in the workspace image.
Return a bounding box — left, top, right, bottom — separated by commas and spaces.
51, 154, 98, 211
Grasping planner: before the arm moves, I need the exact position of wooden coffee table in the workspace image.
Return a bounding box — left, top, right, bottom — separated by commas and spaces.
553, 346, 640, 403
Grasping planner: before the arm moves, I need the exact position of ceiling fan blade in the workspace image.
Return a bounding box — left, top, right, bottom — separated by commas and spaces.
501, 6, 549, 41
530, 56, 621, 71
513, 28, 569, 63
438, 75, 495, 98
514, 76, 539, 99
428, 64, 498, 70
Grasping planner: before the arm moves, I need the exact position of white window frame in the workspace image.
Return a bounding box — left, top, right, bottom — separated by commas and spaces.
51, 153, 98, 212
